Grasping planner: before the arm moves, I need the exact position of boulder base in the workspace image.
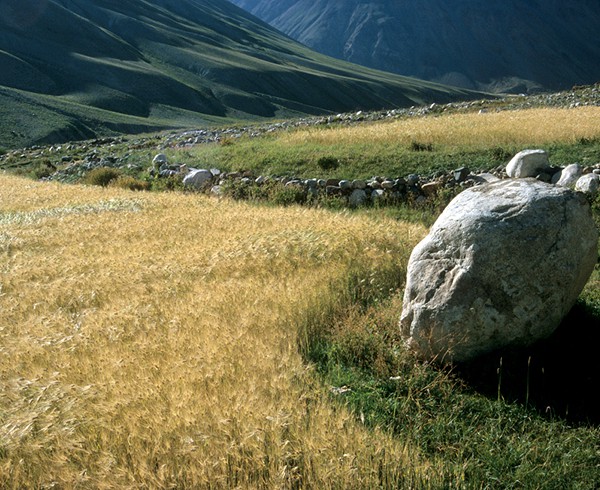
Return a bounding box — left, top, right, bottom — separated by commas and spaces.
400, 179, 598, 363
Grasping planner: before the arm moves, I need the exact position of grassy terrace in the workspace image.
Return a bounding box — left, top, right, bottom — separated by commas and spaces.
1, 105, 600, 488
163, 107, 600, 180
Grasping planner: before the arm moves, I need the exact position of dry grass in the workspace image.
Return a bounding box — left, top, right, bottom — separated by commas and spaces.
0, 175, 438, 488
280, 107, 600, 148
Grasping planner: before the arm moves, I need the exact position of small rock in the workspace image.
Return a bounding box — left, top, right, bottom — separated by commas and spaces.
506, 149, 550, 178
371, 189, 385, 200
421, 182, 441, 196
152, 153, 168, 166
453, 167, 470, 183
575, 173, 600, 195
339, 180, 352, 190
349, 189, 368, 207
553, 163, 583, 188
352, 179, 367, 190
183, 169, 213, 188
407, 174, 420, 186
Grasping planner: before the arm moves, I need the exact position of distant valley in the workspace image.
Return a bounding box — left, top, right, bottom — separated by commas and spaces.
231, 0, 600, 94
0, 0, 479, 149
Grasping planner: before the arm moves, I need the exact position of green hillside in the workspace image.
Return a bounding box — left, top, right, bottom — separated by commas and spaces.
0, 0, 480, 149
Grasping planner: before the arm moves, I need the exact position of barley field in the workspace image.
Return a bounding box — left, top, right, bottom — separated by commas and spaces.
281, 107, 600, 148
0, 175, 445, 488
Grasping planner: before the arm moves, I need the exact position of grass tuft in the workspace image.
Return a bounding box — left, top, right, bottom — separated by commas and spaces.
110, 175, 151, 191
83, 167, 122, 187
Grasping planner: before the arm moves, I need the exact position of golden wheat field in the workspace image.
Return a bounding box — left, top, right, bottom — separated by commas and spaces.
0, 175, 446, 488
281, 106, 600, 147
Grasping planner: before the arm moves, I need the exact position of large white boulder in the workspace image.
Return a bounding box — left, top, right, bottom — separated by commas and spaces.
400, 179, 598, 363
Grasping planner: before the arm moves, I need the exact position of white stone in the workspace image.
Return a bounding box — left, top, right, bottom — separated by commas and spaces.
505, 149, 550, 178
339, 180, 352, 190
152, 153, 168, 166
575, 173, 600, 195
553, 163, 583, 188
183, 168, 213, 188
400, 179, 598, 363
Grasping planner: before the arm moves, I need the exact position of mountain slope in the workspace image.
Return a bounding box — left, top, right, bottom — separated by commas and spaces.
230, 0, 600, 94
0, 0, 478, 149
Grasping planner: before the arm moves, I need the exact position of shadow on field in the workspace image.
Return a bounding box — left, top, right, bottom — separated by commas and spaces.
456, 301, 600, 425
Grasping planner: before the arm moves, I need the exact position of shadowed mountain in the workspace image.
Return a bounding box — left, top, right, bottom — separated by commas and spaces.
230, 0, 600, 94
0, 0, 479, 149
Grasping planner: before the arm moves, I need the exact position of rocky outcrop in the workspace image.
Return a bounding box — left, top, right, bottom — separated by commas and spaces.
400, 179, 598, 363
140, 147, 600, 206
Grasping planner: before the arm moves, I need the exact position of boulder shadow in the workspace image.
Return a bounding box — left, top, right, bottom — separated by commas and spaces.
455, 301, 600, 425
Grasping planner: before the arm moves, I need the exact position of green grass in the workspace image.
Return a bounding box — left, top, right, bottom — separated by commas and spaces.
156, 107, 600, 180
303, 245, 600, 488
160, 134, 600, 182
